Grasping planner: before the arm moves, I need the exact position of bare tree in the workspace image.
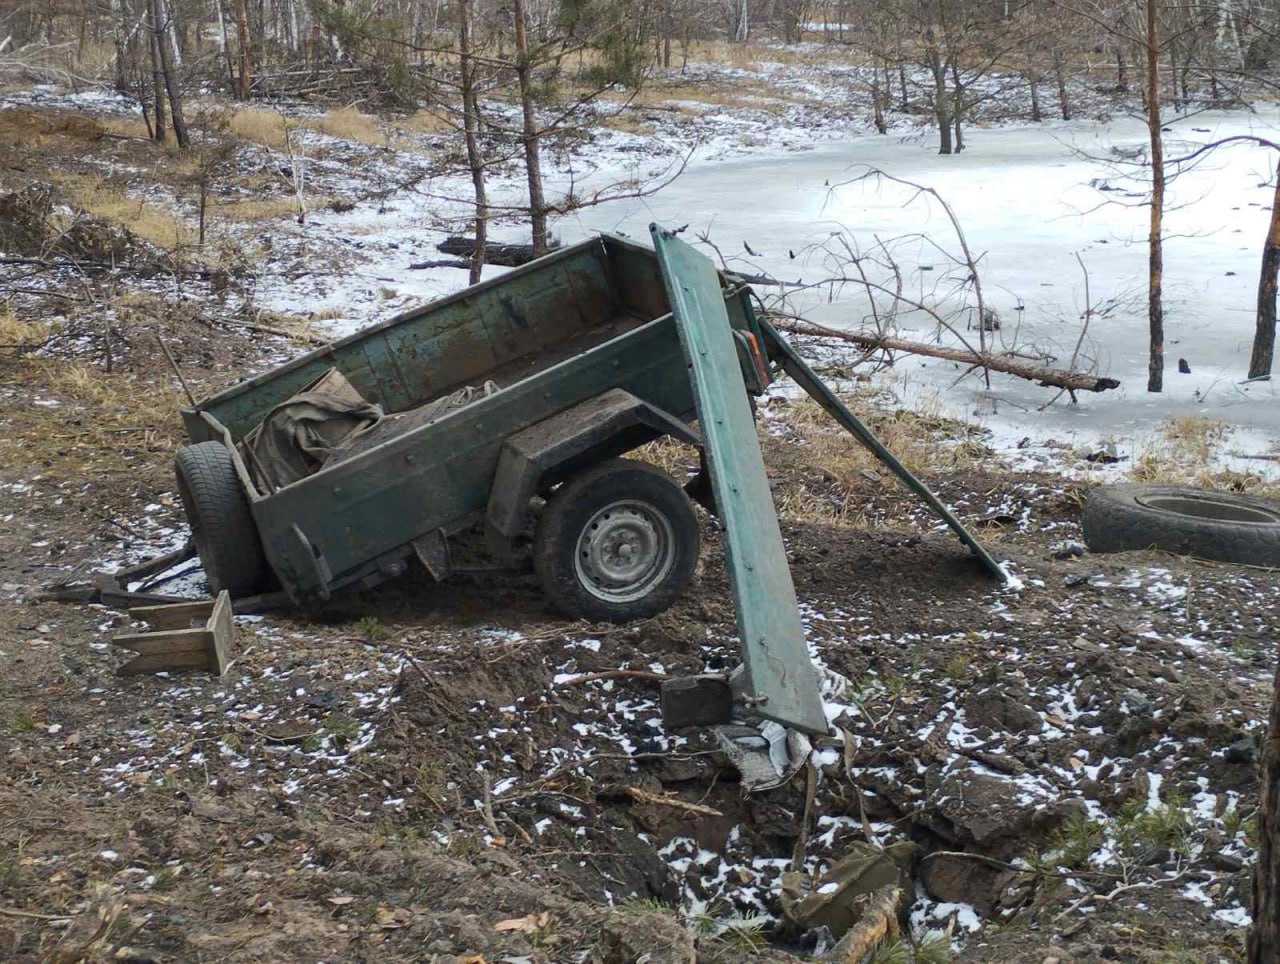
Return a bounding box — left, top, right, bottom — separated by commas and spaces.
512, 0, 549, 257
1143, 0, 1165, 391
457, 0, 488, 283
151, 0, 189, 148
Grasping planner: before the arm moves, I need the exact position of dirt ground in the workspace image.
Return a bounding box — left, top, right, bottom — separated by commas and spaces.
0, 301, 1268, 962
0, 97, 1270, 964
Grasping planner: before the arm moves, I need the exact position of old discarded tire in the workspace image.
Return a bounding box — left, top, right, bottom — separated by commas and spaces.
174, 442, 271, 597
1082, 484, 1280, 566
534, 459, 700, 622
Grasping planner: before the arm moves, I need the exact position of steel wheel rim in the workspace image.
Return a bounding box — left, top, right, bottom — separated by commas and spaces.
574, 499, 675, 603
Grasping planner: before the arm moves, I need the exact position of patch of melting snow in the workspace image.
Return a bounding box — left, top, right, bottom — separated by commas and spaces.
910, 891, 982, 949
1215, 904, 1252, 927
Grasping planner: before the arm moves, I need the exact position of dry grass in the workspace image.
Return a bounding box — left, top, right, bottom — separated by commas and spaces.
767, 395, 992, 526
227, 105, 386, 149
684, 39, 862, 69
226, 107, 297, 149
598, 76, 813, 114
0, 310, 49, 350
56, 173, 194, 249
401, 109, 454, 135
98, 114, 149, 138
1129, 415, 1227, 483
0, 108, 112, 146
597, 110, 657, 134
639, 392, 993, 528
319, 107, 386, 145
213, 197, 309, 222
12, 360, 185, 475
1126, 415, 1280, 496
47, 361, 182, 425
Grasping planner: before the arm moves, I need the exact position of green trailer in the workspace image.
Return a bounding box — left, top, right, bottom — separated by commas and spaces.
174, 230, 1001, 733
175, 233, 773, 621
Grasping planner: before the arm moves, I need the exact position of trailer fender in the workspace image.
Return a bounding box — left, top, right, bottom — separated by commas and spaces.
485, 389, 700, 544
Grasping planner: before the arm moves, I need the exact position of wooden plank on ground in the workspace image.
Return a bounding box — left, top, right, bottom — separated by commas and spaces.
113, 591, 235, 677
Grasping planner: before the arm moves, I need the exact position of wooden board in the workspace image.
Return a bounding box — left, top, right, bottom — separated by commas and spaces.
113, 591, 234, 677
651, 226, 827, 736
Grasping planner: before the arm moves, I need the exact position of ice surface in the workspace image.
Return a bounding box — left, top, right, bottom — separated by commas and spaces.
565, 109, 1280, 469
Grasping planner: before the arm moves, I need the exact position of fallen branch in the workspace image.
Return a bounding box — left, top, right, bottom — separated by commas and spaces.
206, 316, 329, 346
556, 669, 670, 686
773, 317, 1119, 394
437, 236, 557, 267
623, 787, 723, 817
821, 884, 900, 963
0, 906, 73, 921
409, 259, 471, 270
1052, 880, 1161, 923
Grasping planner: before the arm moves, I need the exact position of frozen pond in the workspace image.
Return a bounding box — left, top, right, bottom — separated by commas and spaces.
562, 110, 1280, 467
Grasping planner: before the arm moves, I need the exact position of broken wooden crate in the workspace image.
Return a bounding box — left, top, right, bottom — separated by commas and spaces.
112, 591, 234, 676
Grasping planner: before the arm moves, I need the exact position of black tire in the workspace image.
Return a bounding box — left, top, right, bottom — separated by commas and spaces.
175, 441, 272, 597
1082, 484, 1280, 567
533, 458, 700, 622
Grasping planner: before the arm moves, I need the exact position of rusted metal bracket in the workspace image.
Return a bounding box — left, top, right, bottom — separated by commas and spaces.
112, 591, 234, 677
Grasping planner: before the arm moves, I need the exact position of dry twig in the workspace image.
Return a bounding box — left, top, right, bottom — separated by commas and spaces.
623, 787, 723, 817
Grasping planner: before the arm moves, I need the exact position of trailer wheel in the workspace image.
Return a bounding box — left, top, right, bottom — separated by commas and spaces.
534, 459, 700, 623
175, 442, 271, 598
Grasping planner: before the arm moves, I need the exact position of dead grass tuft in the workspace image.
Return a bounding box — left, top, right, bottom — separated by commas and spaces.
633, 436, 701, 480
226, 107, 297, 149
765, 395, 993, 526
684, 39, 863, 69
213, 197, 311, 222
401, 109, 454, 135
1129, 416, 1227, 483
0, 107, 111, 146
319, 107, 386, 145
5, 358, 185, 481
639, 393, 993, 528
98, 115, 149, 138
0, 310, 49, 351
597, 110, 656, 134
599, 77, 812, 114
1125, 415, 1280, 497
56, 174, 194, 249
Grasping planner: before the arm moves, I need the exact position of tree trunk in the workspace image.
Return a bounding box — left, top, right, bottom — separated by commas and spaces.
951, 62, 964, 153
458, 0, 488, 285
512, 0, 548, 257
1054, 47, 1071, 120
234, 0, 251, 99
1249, 159, 1280, 379
1029, 69, 1042, 122
215, 0, 236, 91
152, 0, 189, 149
1250, 648, 1280, 962
1145, 0, 1165, 392
148, 7, 167, 143
870, 74, 887, 134
929, 55, 951, 154
111, 0, 129, 94
1117, 47, 1128, 90
772, 318, 1121, 393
